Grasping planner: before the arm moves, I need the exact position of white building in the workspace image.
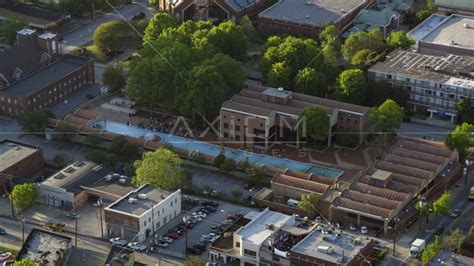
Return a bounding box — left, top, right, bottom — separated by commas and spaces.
104, 184, 181, 242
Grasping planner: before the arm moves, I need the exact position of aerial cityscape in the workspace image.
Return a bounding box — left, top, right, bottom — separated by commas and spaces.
0, 0, 473, 265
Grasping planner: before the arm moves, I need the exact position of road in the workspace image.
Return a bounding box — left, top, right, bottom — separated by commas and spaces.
397, 122, 453, 141
0, 216, 182, 265
62, 0, 155, 53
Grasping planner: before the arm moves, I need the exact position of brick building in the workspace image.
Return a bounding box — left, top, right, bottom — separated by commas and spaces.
219, 85, 370, 151
0, 139, 43, 178
258, 0, 375, 36
161, 0, 265, 22
0, 29, 94, 116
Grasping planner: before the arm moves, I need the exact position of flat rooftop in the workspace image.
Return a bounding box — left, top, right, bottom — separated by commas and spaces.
235, 208, 292, 245
291, 225, 371, 264
409, 14, 446, 40
16, 229, 71, 265
0, 140, 39, 173
421, 14, 474, 50
106, 184, 173, 216
259, 0, 366, 27
4, 54, 91, 96
225, 0, 258, 11
369, 49, 474, 89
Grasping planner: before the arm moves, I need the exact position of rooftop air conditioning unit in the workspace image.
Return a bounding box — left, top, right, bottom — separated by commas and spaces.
317, 245, 333, 254
128, 197, 137, 204
463, 23, 470, 28
138, 193, 148, 200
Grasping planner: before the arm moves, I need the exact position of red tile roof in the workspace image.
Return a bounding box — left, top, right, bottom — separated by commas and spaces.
271, 174, 330, 194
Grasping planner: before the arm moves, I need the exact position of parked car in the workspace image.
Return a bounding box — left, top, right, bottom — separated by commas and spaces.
244, 183, 255, 190
202, 201, 219, 207
210, 190, 222, 196
86, 94, 96, 99
157, 236, 173, 244
372, 228, 382, 237
165, 232, 180, 239
0, 252, 12, 262
315, 216, 322, 223
198, 208, 210, 214
0, 228, 5, 235
361, 226, 368, 234
450, 209, 461, 218
204, 206, 217, 212
109, 237, 127, 246
128, 242, 146, 252
335, 222, 344, 230
64, 212, 80, 219
349, 224, 357, 231
193, 243, 207, 252
155, 241, 168, 248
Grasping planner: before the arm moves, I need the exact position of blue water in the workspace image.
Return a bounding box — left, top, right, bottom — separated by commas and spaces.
99, 121, 343, 178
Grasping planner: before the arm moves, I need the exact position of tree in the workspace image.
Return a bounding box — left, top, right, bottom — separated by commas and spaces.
267, 62, 292, 88
53, 153, 69, 168
432, 191, 452, 216
85, 134, 102, 146
368, 99, 404, 137
143, 12, 176, 43
298, 192, 320, 217
240, 15, 259, 42
184, 256, 205, 266
386, 31, 415, 50
342, 28, 385, 65
445, 123, 474, 160
203, 53, 245, 95
421, 235, 442, 266
59, 0, 89, 17
0, 16, 28, 45
205, 20, 248, 61
414, 196, 431, 231
54, 122, 75, 142
220, 158, 236, 172
245, 165, 266, 181
443, 229, 465, 254
294, 67, 326, 97
12, 259, 34, 266
298, 105, 329, 143
133, 148, 191, 190
336, 69, 367, 105
232, 189, 243, 199
18, 109, 53, 133
93, 20, 131, 52
455, 98, 473, 123
102, 66, 126, 92
213, 147, 226, 168
10, 183, 37, 213
109, 136, 138, 162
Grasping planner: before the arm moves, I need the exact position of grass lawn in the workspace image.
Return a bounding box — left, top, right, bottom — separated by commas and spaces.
0, 246, 18, 254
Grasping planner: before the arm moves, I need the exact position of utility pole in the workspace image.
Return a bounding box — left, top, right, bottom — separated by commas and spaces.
99, 198, 104, 238
21, 218, 25, 244
75, 217, 78, 246
392, 217, 400, 256
183, 216, 188, 258
91, 0, 96, 20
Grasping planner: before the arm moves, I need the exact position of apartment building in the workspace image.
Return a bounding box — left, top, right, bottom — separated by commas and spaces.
258, 0, 375, 36
104, 184, 181, 242
219, 85, 370, 151
0, 29, 94, 116
209, 208, 316, 266
368, 49, 474, 122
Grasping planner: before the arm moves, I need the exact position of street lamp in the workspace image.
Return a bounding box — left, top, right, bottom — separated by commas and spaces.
418, 198, 425, 231
20, 218, 26, 244
98, 198, 104, 238
183, 215, 189, 258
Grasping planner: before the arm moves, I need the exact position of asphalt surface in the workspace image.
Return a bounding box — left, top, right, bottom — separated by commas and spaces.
396, 122, 453, 142
62, 0, 155, 53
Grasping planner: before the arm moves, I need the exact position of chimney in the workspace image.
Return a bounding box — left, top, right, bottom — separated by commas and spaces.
16, 29, 37, 45
38, 32, 62, 55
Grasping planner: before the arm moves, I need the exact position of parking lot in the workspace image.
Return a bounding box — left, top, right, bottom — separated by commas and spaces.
147, 197, 254, 258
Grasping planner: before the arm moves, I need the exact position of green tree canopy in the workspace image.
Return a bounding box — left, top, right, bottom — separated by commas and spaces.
455, 98, 473, 123
294, 67, 326, 97
445, 123, 474, 160
298, 192, 320, 217
432, 191, 452, 216
386, 31, 415, 50
10, 183, 37, 213
336, 69, 367, 104
184, 256, 205, 266
18, 109, 53, 133
342, 28, 385, 65
267, 62, 292, 88
298, 105, 329, 142
133, 148, 191, 190
93, 20, 133, 52
0, 16, 28, 45
109, 135, 138, 163
12, 259, 34, 266
245, 165, 266, 181
443, 229, 465, 254
205, 20, 248, 61
421, 235, 442, 266
102, 66, 126, 92
368, 99, 404, 135
59, 0, 89, 17
54, 122, 76, 142
143, 12, 177, 43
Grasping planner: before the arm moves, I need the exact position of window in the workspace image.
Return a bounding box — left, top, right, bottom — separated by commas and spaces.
236, 242, 240, 247
235, 125, 240, 131
171, 201, 173, 207
224, 123, 229, 129
175, 198, 177, 203
224, 133, 229, 138
144, 221, 147, 226
244, 249, 256, 257
235, 135, 240, 141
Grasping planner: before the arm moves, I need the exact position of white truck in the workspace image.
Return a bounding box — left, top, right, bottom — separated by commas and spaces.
410, 239, 426, 257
